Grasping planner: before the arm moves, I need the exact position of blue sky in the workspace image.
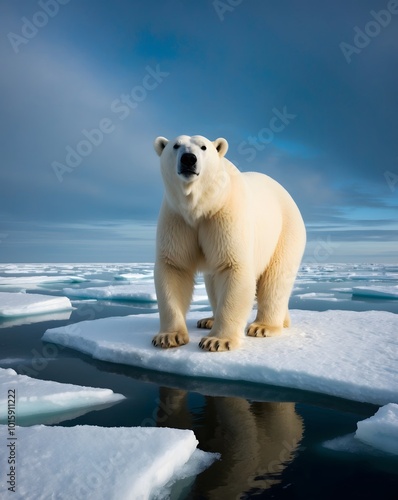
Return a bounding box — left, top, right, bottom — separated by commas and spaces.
0, 0, 397, 263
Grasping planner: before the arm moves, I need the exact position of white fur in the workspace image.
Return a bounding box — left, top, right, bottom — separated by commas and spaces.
152, 135, 306, 351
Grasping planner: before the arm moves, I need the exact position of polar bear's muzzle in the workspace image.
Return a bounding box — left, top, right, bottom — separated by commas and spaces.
178, 153, 199, 178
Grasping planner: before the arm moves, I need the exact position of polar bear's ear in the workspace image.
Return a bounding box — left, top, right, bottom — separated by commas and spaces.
154, 137, 169, 157
213, 138, 228, 158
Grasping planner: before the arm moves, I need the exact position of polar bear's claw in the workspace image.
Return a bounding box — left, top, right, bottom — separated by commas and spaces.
197, 317, 214, 329
246, 323, 282, 337
199, 336, 235, 352
152, 332, 189, 348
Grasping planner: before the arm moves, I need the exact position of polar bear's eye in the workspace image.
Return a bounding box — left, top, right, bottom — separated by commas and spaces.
201, 145, 207, 151
173, 144, 180, 150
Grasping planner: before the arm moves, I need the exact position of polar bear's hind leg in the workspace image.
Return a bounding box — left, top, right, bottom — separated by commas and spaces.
247, 251, 298, 338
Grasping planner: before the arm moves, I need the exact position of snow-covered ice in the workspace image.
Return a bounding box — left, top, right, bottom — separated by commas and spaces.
0, 310, 72, 329
43, 309, 398, 405
296, 292, 344, 302
0, 368, 125, 425
0, 275, 88, 286
114, 272, 153, 281
0, 292, 72, 318
63, 283, 209, 305
63, 284, 157, 302
352, 285, 398, 300
355, 404, 398, 455
0, 425, 218, 499
324, 404, 398, 457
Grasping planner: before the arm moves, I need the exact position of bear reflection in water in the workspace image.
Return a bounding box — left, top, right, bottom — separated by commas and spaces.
156, 387, 303, 497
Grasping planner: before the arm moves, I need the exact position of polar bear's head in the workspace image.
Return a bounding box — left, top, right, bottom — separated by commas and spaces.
154, 135, 228, 183
154, 135, 230, 223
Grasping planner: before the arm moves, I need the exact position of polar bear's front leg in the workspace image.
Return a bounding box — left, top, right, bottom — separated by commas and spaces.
152, 261, 194, 349
199, 269, 255, 352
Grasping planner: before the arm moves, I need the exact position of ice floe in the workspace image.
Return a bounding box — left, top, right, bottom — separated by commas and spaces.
0, 425, 218, 499
0, 310, 72, 329
0, 368, 125, 425
296, 292, 344, 302
324, 404, 398, 457
63, 283, 209, 305
0, 276, 88, 286
352, 285, 398, 300
355, 403, 398, 455
114, 273, 147, 280
63, 284, 157, 302
0, 292, 72, 318
43, 309, 398, 405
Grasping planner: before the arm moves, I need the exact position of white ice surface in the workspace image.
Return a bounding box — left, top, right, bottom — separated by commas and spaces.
0, 292, 72, 318
352, 285, 398, 299
355, 403, 398, 455
63, 284, 209, 305
0, 368, 125, 425
114, 272, 153, 281
296, 292, 344, 302
63, 284, 157, 302
0, 425, 218, 500
0, 310, 72, 329
43, 309, 398, 405
0, 276, 87, 285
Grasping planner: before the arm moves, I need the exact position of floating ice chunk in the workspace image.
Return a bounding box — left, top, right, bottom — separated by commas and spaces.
0, 275, 88, 285
0, 292, 72, 318
296, 292, 344, 301
0, 310, 72, 329
0, 368, 125, 425
352, 285, 398, 300
355, 404, 398, 455
323, 433, 368, 454
63, 284, 208, 305
114, 273, 149, 281
63, 284, 157, 302
43, 310, 398, 405
0, 425, 218, 499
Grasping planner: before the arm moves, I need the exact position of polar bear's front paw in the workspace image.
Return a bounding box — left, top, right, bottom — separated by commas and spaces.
197, 317, 214, 329
152, 332, 189, 348
246, 323, 282, 337
199, 336, 238, 352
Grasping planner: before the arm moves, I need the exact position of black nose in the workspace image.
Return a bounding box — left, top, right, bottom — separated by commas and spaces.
180, 153, 197, 168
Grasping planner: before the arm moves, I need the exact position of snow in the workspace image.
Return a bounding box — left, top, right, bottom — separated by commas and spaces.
43, 309, 398, 405
352, 285, 398, 300
355, 404, 398, 455
0, 368, 125, 425
0, 292, 72, 318
0, 425, 218, 499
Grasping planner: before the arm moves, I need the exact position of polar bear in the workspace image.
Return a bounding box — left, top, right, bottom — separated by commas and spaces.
152, 135, 306, 352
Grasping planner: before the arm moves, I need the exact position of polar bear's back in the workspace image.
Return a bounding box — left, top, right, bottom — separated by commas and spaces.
242, 171, 306, 272
242, 171, 303, 222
